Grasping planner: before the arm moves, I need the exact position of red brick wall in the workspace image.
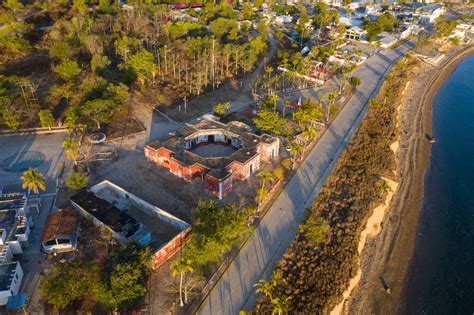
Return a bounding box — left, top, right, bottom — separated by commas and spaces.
152, 228, 191, 270
145, 146, 207, 181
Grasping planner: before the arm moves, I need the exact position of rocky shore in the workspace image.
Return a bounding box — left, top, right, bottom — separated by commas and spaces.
348, 45, 474, 315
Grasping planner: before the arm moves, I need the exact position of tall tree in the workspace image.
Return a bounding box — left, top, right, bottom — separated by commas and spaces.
38, 110, 55, 130
171, 259, 194, 307
21, 167, 46, 195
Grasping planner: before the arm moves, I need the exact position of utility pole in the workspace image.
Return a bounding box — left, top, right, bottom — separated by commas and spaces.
212, 38, 215, 90
184, 96, 187, 115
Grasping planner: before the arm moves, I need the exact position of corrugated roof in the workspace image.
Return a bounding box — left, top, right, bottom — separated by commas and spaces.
41, 209, 78, 243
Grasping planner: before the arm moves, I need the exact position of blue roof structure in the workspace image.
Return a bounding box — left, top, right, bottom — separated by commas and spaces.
7, 293, 27, 310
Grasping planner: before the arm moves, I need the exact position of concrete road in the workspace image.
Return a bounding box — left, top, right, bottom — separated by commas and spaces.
197, 40, 415, 315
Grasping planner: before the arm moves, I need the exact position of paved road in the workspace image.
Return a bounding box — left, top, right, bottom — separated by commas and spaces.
198, 40, 415, 315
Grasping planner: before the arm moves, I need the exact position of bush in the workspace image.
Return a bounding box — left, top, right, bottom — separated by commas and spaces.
301, 214, 329, 244
66, 171, 89, 190
282, 159, 292, 171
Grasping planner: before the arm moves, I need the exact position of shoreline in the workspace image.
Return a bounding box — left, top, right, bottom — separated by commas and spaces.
347, 45, 474, 314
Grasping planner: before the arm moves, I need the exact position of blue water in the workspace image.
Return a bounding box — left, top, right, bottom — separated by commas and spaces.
400, 55, 474, 314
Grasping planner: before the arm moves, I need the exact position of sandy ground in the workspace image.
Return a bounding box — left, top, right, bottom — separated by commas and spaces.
347, 45, 474, 315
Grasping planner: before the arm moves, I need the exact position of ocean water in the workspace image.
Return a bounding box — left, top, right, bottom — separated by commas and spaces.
400, 55, 474, 314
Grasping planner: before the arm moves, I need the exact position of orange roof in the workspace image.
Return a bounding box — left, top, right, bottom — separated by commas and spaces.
41, 210, 78, 243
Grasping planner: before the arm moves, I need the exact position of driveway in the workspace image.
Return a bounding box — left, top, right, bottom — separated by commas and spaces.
197, 40, 416, 314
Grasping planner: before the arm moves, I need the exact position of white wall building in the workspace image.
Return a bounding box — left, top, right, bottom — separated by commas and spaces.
0, 261, 23, 306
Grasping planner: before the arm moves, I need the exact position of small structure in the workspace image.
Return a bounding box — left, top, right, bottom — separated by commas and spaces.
41, 210, 79, 254
71, 181, 191, 269
145, 119, 279, 199
346, 26, 365, 41
0, 261, 23, 306
378, 33, 399, 48
418, 4, 445, 24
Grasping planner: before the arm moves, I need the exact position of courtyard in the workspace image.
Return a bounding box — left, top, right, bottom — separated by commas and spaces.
190, 143, 236, 158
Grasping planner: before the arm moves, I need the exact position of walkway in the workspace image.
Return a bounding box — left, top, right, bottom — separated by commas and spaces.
197, 40, 415, 315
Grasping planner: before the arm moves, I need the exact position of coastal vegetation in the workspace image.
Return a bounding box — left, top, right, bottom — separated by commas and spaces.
255, 55, 420, 313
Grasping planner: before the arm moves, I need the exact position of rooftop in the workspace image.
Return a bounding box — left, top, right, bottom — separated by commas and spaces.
147, 119, 278, 180
0, 194, 26, 212
70, 190, 143, 239
41, 210, 79, 243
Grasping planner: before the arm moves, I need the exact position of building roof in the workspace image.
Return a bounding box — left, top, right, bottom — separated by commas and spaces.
41, 210, 78, 243
146, 119, 278, 180
0, 262, 18, 291
70, 190, 141, 238
0, 194, 26, 212
0, 210, 27, 244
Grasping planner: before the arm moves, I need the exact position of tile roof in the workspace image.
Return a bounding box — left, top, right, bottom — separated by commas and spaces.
41, 209, 78, 243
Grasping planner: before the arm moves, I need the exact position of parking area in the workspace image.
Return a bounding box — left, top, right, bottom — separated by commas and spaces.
0, 132, 68, 191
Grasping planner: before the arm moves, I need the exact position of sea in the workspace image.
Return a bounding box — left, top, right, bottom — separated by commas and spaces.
400, 54, 474, 314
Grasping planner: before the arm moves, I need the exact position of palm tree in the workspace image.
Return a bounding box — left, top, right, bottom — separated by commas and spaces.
257, 172, 274, 211
302, 127, 318, 146
171, 259, 194, 307
289, 142, 304, 170
377, 179, 391, 194
325, 91, 339, 122
254, 278, 274, 301
62, 137, 79, 164
271, 296, 292, 315
21, 167, 46, 195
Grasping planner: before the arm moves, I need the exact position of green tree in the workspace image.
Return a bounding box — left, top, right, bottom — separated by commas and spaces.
302, 127, 317, 145
125, 49, 156, 87
0, 11, 31, 55
210, 18, 240, 42
2, 110, 21, 129
377, 179, 391, 194
21, 167, 46, 195
241, 3, 254, 20
91, 54, 111, 74
289, 142, 304, 169
66, 171, 88, 190
38, 109, 55, 130
171, 259, 194, 307
350, 76, 361, 90
4, 0, 24, 12
98, 244, 152, 310
79, 99, 119, 129
39, 260, 101, 310
49, 41, 70, 60
271, 296, 292, 315
185, 201, 248, 266
99, 263, 147, 310
257, 172, 274, 208
253, 110, 286, 135
301, 214, 329, 244
62, 137, 79, 163
214, 101, 231, 117
53, 60, 81, 82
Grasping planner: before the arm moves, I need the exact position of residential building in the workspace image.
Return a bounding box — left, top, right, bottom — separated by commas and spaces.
418, 4, 445, 24
41, 210, 79, 254
0, 262, 23, 306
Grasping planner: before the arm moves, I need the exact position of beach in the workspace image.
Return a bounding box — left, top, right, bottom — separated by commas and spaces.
347, 44, 474, 314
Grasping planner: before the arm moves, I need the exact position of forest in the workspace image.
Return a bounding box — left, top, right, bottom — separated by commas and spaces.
0, 0, 269, 130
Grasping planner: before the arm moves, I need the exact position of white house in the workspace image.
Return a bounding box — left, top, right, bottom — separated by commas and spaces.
418, 4, 445, 24
378, 33, 398, 48
0, 261, 23, 306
